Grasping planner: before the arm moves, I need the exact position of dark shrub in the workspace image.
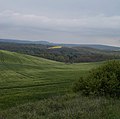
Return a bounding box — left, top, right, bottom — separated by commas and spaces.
73, 60, 120, 97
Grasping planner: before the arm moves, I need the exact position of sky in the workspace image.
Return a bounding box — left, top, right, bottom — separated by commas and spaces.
0, 0, 120, 46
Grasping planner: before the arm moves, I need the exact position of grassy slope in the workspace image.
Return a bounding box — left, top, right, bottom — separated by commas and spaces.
0, 50, 98, 110
0, 50, 120, 119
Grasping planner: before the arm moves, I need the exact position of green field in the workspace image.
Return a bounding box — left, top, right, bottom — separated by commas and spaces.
0, 50, 99, 110
0, 50, 120, 119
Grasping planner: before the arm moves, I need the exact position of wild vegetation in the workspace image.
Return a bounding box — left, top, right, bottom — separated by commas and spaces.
73, 60, 120, 97
1, 94, 120, 119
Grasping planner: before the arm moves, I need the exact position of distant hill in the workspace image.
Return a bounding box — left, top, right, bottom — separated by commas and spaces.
0, 39, 120, 51
0, 39, 52, 45
75, 44, 120, 51
0, 42, 120, 63
58, 44, 120, 51
0, 39, 32, 44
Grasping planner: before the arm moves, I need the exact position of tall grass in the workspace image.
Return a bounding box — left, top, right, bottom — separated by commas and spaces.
0, 94, 120, 119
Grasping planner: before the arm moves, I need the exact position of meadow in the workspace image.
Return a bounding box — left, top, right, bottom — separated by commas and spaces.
0, 50, 119, 119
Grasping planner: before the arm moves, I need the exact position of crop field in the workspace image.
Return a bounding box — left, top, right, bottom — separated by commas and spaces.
0, 50, 99, 111
48, 46, 62, 49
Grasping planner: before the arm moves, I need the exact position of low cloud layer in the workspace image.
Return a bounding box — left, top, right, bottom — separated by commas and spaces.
0, 10, 120, 46
1, 10, 120, 29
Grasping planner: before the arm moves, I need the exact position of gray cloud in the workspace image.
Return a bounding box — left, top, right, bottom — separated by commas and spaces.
0, 0, 120, 46
1, 11, 120, 32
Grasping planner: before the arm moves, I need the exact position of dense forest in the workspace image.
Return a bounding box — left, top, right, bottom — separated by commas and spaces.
0, 42, 120, 63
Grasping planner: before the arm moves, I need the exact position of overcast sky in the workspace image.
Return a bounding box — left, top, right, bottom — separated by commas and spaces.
0, 0, 120, 46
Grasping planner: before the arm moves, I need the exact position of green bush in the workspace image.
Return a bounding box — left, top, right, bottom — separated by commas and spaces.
73, 60, 120, 97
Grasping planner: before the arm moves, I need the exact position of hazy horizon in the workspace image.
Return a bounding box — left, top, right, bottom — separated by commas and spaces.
0, 0, 120, 46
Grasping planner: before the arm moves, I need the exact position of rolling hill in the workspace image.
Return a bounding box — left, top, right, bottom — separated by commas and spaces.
0, 50, 120, 119
0, 50, 99, 110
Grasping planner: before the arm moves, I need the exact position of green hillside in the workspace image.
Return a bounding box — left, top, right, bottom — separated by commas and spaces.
0, 50, 120, 119
0, 50, 99, 110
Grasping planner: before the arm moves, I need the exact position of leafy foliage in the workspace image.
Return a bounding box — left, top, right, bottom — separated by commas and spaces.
73, 60, 120, 97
